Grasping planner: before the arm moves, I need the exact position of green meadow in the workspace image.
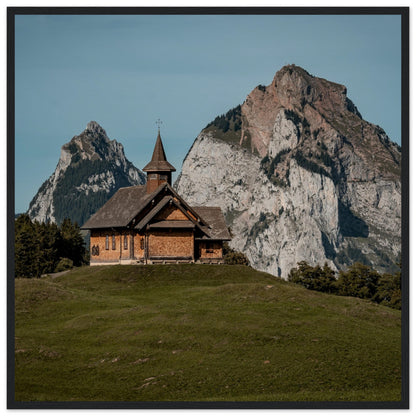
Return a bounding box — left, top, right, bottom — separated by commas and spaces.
14, 265, 401, 402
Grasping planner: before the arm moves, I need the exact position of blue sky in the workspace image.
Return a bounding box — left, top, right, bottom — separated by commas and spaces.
14, 13, 402, 213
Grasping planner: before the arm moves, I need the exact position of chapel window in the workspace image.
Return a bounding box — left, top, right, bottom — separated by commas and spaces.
112, 234, 116, 250
105, 235, 109, 250
124, 234, 128, 250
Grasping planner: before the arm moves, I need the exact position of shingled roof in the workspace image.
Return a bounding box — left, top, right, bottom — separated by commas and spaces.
81, 184, 156, 229
142, 131, 176, 172
81, 182, 231, 241
82, 183, 190, 230
193, 206, 231, 240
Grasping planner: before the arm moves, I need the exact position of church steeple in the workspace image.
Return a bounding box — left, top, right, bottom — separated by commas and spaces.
143, 125, 176, 194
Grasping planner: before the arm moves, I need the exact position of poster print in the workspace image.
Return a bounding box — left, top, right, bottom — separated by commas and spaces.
8, 7, 409, 409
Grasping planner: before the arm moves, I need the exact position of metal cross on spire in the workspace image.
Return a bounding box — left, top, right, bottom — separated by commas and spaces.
155, 118, 163, 133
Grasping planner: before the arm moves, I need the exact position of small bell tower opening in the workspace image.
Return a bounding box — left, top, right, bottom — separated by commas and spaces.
143, 121, 176, 194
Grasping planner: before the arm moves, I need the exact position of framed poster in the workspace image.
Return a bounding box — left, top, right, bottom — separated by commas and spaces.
8, 6, 409, 410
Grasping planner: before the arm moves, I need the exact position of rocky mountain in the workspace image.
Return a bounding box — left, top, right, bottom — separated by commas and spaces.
175, 65, 401, 278
28, 121, 146, 226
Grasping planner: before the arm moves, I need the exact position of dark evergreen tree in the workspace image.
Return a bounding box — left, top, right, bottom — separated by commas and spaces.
288, 261, 337, 293
15, 214, 41, 278
373, 259, 401, 310
15, 215, 87, 277
37, 221, 60, 275
58, 218, 86, 267
336, 262, 380, 300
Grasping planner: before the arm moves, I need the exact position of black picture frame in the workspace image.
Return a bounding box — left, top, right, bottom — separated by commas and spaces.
7, 6, 409, 410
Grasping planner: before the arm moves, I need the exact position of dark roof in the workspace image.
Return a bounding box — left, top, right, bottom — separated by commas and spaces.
149, 220, 195, 229
81, 184, 162, 229
81, 182, 231, 241
192, 207, 231, 240
143, 131, 176, 172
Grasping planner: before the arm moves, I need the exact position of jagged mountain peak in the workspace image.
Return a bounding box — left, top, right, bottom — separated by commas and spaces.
248, 64, 360, 120
63, 121, 127, 164
85, 120, 108, 137
273, 64, 316, 88
239, 65, 398, 178
203, 64, 399, 182
177, 66, 401, 278
28, 123, 145, 225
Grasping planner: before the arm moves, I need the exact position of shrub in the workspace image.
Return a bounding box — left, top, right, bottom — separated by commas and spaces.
224, 252, 250, 266
223, 243, 250, 266
288, 260, 401, 309
54, 258, 74, 273
336, 262, 380, 300
288, 261, 337, 293
373, 271, 401, 310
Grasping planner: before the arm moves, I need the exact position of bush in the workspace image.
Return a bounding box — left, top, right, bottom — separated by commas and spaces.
336, 262, 380, 300
373, 271, 401, 310
288, 261, 401, 310
224, 252, 250, 266
223, 243, 250, 266
288, 261, 337, 293
54, 258, 74, 272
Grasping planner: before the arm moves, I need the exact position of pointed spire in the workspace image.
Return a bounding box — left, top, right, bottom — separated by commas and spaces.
150, 130, 168, 163
143, 128, 176, 172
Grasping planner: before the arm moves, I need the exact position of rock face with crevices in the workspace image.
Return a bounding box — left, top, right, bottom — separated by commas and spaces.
27, 121, 145, 226
175, 65, 401, 277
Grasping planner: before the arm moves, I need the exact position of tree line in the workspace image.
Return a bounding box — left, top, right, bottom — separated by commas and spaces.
15, 214, 87, 278
205, 105, 242, 134
288, 261, 401, 309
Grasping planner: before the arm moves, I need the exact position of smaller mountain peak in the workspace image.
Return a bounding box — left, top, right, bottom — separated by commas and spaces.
85, 121, 108, 137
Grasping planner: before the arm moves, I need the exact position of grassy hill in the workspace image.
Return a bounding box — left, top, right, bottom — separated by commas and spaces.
14, 265, 401, 403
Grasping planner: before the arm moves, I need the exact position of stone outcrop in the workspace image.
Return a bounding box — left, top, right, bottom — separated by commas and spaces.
28, 121, 145, 225
176, 65, 401, 277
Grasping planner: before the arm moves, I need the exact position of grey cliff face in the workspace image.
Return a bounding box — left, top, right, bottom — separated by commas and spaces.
176, 66, 401, 277
27, 121, 146, 225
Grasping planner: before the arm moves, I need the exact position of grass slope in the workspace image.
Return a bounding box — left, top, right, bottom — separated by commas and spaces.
15, 265, 401, 402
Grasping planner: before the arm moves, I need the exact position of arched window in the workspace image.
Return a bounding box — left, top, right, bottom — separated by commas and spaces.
124, 234, 128, 250
112, 234, 116, 250
105, 235, 109, 250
